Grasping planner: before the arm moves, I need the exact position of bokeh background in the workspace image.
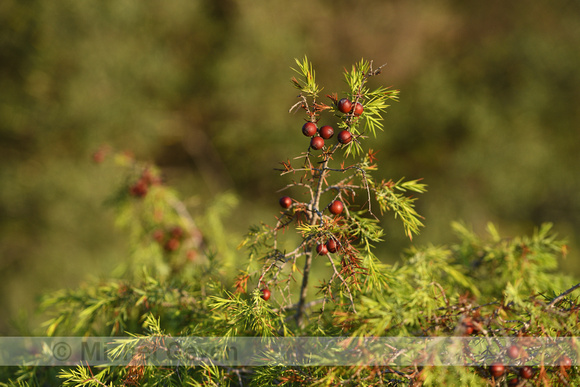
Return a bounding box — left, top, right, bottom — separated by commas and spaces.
1, 0, 579, 335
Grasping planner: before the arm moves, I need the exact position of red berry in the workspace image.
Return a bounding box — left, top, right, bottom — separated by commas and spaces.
164, 237, 180, 252
519, 366, 533, 379
92, 150, 106, 163
326, 239, 338, 253
316, 243, 328, 255
461, 317, 474, 335
310, 136, 324, 150
129, 179, 148, 197
559, 355, 572, 370
329, 200, 344, 215
507, 378, 519, 386
507, 345, 520, 359
261, 288, 271, 301
186, 250, 197, 261
279, 196, 292, 209
337, 98, 352, 114
171, 226, 184, 239
302, 122, 317, 137
152, 229, 165, 243
337, 130, 352, 144
490, 363, 505, 378
353, 102, 364, 116
319, 125, 334, 139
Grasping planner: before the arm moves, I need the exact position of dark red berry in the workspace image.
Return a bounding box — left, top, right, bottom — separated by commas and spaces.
507, 345, 520, 359
508, 378, 519, 386
326, 239, 338, 253
490, 363, 505, 378
337, 98, 352, 114
92, 149, 107, 163
310, 136, 324, 150
319, 125, 334, 139
461, 317, 474, 335
353, 102, 364, 116
337, 130, 352, 144
279, 196, 292, 209
261, 288, 271, 301
329, 200, 344, 215
152, 229, 165, 243
129, 179, 148, 197
559, 355, 572, 370
186, 250, 197, 261
171, 226, 184, 239
519, 366, 533, 379
316, 243, 328, 255
164, 238, 180, 252
302, 122, 317, 137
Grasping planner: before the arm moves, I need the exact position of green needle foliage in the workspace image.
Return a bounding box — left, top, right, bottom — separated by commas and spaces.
291, 56, 322, 98
239, 57, 427, 328
2, 58, 579, 387
342, 59, 400, 139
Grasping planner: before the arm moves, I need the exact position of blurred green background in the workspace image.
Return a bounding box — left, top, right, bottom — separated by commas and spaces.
1, 0, 579, 335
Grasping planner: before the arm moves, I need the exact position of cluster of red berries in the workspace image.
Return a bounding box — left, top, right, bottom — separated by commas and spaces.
153, 225, 185, 252
316, 238, 340, 256
489, 348, 572, 382
279, 196, 344, 216
279, 196, 345, 257
490, 363, 534, 381
337, 97, 364, 116
457, 318, 574, 382
303, 122, 353, 151
261, 97, 363, 301
129, 169, 161, 198
301, 98, 361, 151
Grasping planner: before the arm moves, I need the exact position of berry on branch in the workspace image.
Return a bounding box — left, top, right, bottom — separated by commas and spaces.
329, 200, 344, 215
319, 125, 334, 139
337, 130, 352, 144
337, 98, 352, 114
310, 136, 324, 150
316, 243, 328, 255
279, 196, 292, 209
261, 288, 271, 301
490, 363, 505, 378
302, 122, 317, 137
326, 239, 338, 253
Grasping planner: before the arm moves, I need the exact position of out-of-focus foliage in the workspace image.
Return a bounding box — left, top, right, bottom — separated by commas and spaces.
383, 1, 580, 255
1, 0, 579, 334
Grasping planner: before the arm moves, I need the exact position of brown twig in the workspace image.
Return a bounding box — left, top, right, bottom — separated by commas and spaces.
295, 143, 341, 327
547, 282, 580, 308
327, 254, 357, 313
